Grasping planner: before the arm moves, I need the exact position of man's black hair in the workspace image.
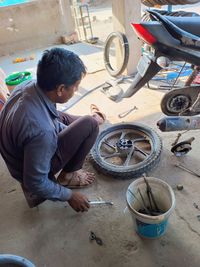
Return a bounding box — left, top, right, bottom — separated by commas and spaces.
37, 48, 86, 91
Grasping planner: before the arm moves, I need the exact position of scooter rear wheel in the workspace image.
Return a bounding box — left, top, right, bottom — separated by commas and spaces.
160, 86, 200, 116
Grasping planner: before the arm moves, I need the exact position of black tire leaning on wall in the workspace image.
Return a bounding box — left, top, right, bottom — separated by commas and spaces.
104, 31, 129, 77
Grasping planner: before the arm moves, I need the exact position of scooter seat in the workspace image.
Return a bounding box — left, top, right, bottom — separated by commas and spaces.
165, 16, 200, 38
148, 10, 200, 50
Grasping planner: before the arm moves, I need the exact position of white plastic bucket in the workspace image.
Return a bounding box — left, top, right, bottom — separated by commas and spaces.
126, 177, 175, 239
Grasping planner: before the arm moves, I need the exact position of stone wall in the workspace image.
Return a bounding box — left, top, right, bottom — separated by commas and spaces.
0, 0, 75, 56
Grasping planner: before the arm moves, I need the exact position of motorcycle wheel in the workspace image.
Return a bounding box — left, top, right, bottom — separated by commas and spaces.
161, 90, 192, 116
90, 123, 162, 179
104, 32, 129, 77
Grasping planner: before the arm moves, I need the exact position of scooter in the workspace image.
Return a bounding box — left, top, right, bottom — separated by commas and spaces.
91, 9, 200, 178
123, 10, 200, 121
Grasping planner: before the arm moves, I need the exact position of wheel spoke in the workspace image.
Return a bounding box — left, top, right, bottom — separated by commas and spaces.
102, 140, 116, 151
135, 146, 149, 157
119, 131, 127, 140
124, 147, 135, 166
101, 153, 121, 159
134, 137, 148, 143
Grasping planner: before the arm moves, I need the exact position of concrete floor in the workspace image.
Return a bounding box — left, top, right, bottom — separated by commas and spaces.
1, 66, 200, 267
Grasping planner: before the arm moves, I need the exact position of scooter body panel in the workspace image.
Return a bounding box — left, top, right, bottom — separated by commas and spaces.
123, 18, 200, 99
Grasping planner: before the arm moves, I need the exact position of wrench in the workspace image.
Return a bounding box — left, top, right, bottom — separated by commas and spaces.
118, 106, 138, 118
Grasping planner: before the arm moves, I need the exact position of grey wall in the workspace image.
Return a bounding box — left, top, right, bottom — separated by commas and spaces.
112, 0, 142, 74
0, 0, 75, 56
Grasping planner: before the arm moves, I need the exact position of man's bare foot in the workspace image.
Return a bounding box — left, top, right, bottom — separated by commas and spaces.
90, 104, 106, 125
57, 169, 95, 188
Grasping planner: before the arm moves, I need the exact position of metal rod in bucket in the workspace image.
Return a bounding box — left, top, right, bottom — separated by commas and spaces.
128, 189, 151, 215
143, 174, 160, 213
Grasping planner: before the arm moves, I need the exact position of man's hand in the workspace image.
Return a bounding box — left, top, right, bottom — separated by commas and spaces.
68, 192, 90, 212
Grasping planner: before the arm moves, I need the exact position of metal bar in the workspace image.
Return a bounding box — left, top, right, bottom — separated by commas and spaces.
170, 62, 186, 90
138, 188, 147, 210
85, 4, 94, 39
175, 163, 200, 178
128, 189, 151, 215
143, 176, 160, 212
79, 5, 88, 41
89, 201, 113, 205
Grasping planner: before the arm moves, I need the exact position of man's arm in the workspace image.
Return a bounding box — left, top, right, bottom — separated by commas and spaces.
23, 131, 72, 201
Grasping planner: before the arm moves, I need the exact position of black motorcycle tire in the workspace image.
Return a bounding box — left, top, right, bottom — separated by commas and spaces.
142, 0, 199, 7
161, 90, 192, 116
104, 32, 129, 77
90, 123, 162, 179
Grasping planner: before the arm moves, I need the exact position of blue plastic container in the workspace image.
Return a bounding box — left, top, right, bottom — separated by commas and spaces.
0, 254, 35, 266
126, 177, 175, 239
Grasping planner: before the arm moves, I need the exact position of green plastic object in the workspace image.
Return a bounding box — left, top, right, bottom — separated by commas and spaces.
5, 71, 32, 86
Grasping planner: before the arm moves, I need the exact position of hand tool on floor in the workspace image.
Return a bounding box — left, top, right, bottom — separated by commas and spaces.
118, 106, 138, 118
89, 201, 113, 206
175, 163, 200, 178
89, 231, 103, 246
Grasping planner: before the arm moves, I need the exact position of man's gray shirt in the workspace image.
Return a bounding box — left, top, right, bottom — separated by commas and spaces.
0, 80, 72, 202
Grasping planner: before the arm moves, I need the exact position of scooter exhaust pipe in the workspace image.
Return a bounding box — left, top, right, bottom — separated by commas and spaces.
157, 116, 200, 132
